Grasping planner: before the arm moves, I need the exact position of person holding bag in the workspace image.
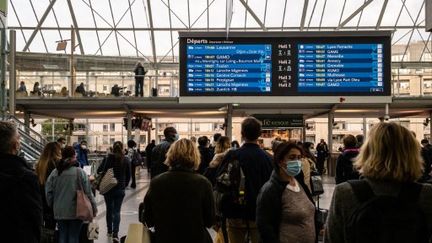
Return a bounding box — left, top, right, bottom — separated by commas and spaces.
97, 141, 131, 243
46, 146, 97, 243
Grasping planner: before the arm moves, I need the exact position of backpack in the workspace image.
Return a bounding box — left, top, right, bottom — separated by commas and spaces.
214, 151, 246, 218
346, 180, 429, 243
131, 149, 143, 166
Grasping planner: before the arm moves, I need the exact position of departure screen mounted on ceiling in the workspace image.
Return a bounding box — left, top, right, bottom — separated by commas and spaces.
179, 31, 391, 103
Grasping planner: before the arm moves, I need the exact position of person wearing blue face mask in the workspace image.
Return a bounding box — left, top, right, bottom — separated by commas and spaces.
256, 142, 317, 243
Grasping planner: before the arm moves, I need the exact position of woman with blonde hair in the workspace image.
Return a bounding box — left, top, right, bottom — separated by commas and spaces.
143, 138, 215, 243
35, 142, 62, 229
325, 122, 432, 243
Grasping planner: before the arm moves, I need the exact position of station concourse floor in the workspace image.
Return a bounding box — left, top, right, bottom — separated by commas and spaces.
93, 168, 336, 243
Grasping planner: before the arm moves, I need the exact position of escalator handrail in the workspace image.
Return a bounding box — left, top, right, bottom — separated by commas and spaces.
7, 116, 48, 145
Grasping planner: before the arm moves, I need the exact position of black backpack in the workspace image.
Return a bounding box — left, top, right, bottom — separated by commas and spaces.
214, 150, 246, 218
346, 180, 429, 243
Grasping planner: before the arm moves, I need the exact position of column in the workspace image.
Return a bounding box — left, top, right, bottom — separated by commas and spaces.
127, 111, 133, 140
9, 30, 16, 116
327, 112, 334, 176
67, 119, 74, 145
430, 112, 432, 144
226, 104, 233, 140
23, 110, 31, 135
362, 116, 367, 139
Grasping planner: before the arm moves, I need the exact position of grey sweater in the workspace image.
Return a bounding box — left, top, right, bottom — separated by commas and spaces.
324, 178, 432, 243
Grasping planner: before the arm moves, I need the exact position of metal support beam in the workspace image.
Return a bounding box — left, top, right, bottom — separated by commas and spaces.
146, 0, 158, 65
238, 0, 267, 31
108, 0, 121, 56
24, 111, 31, 135
337, 0, 373, 30
70, 26, 76, 97
327, 112, 334, 154
384, 103, 390, 121
23, 0, 57, 52
0, 28, 6, 119
9, 30, 16, 116
127, 111, 133, 140
300, 0, 309, 31
128, 0, 139, 57
362, 116, 367, 140
89, 0, 103, 55
376, 0, 389, 30
226, 104, 233, 140
430, 112, 432, 144
67, 119, 73, 145
66, 0, 85, 55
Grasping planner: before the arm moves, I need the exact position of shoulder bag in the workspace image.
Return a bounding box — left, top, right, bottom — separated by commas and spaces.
76, 168, 94, 222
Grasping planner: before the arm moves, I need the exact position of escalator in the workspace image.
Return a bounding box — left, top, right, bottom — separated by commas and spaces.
4, 116, 47, 165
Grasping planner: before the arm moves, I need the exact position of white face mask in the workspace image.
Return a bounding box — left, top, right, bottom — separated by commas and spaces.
61, 144, 66, 149
81, 145, 87, 149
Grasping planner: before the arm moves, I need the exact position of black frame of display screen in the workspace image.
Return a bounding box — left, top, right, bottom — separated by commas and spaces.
179, 31, 391, 97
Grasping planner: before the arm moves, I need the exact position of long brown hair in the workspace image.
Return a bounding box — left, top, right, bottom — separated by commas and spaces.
112, 141, 125, 165
35, 142, 62, 185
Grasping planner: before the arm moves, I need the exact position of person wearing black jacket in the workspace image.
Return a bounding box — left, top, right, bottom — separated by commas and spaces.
197, 136, 213, 174
216, 117, 273, 243
145, 140, 156, 174
134, 62, 147, 97
335, 135, 360, 184
0, 121, 43, 243
421, 139, 432, 182
143, 138, 215, 243
150, 127, 178, 179
97, 141, 131, 243
256, 142, 317, 243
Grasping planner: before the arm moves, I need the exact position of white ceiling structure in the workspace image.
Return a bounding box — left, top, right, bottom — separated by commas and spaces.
5, 0, 431, 67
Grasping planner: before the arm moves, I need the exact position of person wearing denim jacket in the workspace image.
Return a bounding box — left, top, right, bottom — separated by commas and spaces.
46, 146, 97, 243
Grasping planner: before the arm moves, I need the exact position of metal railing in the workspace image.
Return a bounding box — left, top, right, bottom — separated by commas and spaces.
15, 73, 179, 98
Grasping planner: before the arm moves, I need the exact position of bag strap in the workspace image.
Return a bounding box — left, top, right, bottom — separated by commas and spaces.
348, 180, 375, 203
398, 183, 422, 203
76, 167, 83, 190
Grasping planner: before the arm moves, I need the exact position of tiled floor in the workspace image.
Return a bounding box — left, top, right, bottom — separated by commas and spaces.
94, 169, 336, 242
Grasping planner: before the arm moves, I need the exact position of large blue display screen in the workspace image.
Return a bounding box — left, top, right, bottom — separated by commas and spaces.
186, 44, 272, 93
297, 44, 383, 93
179, 33, 391, 97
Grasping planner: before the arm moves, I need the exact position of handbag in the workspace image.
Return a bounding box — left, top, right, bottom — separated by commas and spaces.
311, 174, 324, 196
98, 168, 118, 194
125, 223, 152, 243
40, 227, 58, 243
76, 168, 94, 222
87, 222, 99, 240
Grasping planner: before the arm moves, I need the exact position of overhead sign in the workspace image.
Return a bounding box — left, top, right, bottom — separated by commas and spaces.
253, 114, 304, 128
178, 31, 392, 104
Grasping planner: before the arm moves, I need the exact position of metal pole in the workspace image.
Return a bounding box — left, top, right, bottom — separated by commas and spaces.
67, 119, 73, 145
430, 112, 432, 144
363, 116, 367, 139
0, 28, 7, 118
226, 104, 233, 140
328, 112, 333, 154
127, 111, 133, 140
302, 118, 306, 142
70, 25, 75, 97
384, 103, 390, 121
52, 118, 55, 141
9, 30, 16, 116
24, 111, 30, 135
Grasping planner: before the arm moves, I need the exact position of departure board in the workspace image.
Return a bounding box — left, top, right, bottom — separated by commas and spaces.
186, 44, 272, 93
179, 32, 391, 98
297, 44, 383, 93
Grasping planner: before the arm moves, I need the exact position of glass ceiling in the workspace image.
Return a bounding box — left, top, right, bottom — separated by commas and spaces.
6, 0, 431, 63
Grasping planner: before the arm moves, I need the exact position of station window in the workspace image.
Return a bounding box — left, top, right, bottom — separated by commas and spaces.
103, 124, 108, 132
103, 85, 108, 92
424, 79, 432, 95
103, 135, 108, 144
109, 136, 115, 145
140, 135, 146, 144
75, 123, 86, 131
110, 123, 115, 131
